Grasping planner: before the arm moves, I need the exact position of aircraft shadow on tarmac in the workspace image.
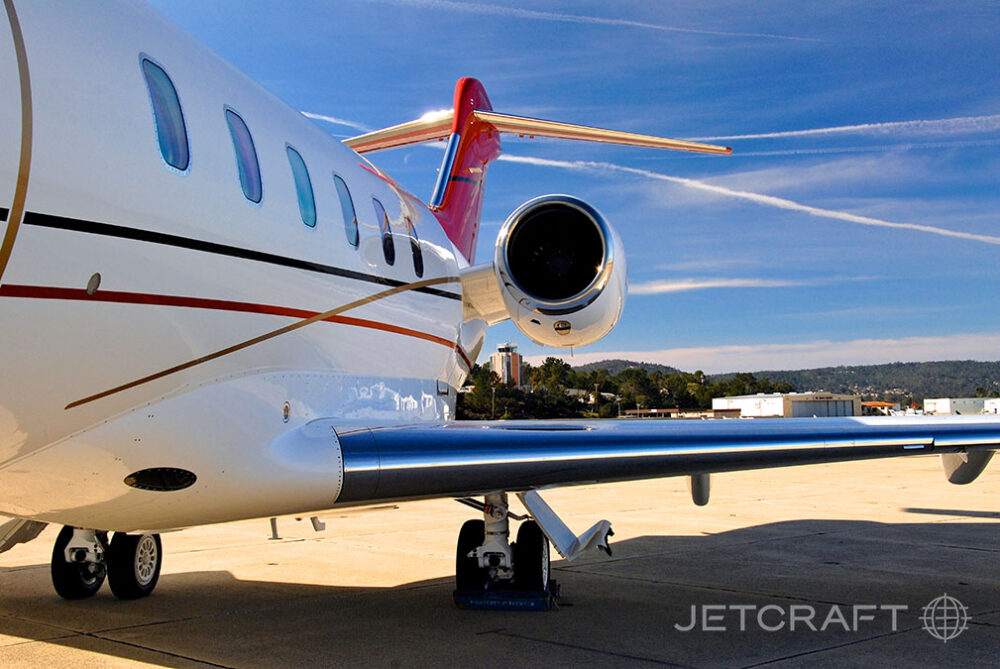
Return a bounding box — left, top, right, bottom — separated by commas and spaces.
0, 516, 998, 668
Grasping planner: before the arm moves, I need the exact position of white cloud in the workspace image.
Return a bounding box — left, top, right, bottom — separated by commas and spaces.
525, 333, 1000, 374
372, 0, 821, 42
692, 154, 921, 196
629, 278, 808, 295
692, 114, 1000, 142
498, 154, 1000, 245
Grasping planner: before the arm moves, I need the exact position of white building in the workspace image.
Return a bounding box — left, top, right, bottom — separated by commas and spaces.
712, 392, 861, 418
489, 342, 522, 387
985, 398, 1000, 415
924, 397, 985, 415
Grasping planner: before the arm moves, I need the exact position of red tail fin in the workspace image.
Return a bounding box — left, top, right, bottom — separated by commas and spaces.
427, 78, 501, 262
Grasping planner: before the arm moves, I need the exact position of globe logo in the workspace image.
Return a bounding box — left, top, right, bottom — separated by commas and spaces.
920, 593, 970, 642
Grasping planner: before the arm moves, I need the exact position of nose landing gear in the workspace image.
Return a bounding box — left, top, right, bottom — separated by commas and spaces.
50, 526, 107, 600
50, 526, 162, 600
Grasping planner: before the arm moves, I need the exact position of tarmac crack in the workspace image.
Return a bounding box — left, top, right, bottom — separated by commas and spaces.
549, 569, 871, 608
738, 625, 919, 668
486, 629, 697, 668
82, 631, 238, 669
0, 615, 235, 669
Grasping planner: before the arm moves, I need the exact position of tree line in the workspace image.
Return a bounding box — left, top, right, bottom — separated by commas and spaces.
457, 358, 794, 420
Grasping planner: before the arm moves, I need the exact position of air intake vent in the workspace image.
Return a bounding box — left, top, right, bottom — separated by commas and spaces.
124, 467, 197, 492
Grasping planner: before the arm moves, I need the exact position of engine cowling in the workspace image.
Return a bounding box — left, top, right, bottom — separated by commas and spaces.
493, 195, 626, 348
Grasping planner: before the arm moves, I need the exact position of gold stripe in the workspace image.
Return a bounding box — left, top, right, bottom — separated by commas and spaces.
65, 276, 459, 410
0, 0, 32, 282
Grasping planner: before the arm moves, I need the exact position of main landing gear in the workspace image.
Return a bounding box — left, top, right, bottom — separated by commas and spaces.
453, 490, 613, 611
50, 526, 162, 600
454, 492, 553, 610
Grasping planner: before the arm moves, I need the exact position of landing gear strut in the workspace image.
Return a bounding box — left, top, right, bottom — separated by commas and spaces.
453, 493, 553, 610
50, 526, 162, 600
453, 490, 615, 610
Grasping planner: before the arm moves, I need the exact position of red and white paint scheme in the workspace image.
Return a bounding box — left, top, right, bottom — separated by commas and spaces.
0, 0, 996, 602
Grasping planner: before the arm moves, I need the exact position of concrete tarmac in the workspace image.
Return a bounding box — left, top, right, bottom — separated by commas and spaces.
1, 455, 998, 668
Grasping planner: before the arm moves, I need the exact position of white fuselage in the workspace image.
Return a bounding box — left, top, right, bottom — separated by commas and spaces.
0, 1, 473, 530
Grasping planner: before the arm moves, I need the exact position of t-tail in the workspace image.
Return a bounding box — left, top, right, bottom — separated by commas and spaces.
344, 78, 730, 262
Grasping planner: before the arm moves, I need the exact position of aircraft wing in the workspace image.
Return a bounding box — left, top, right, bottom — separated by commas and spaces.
331, 415, 1000, 504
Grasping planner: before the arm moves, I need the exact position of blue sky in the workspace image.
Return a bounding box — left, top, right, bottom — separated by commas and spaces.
147, 1, 1000, 373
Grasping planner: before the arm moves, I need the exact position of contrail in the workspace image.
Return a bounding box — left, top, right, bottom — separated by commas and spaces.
734, 138, 1000, 157
499, 154, 1000, 245
692, 114, 1000, 141
374, 0, 822, 42
301, 111, 371, 133
630, 278, 808, 295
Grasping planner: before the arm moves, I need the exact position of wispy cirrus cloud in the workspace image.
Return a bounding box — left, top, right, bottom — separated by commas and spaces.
629, 277, 809, 295
524, 332, 1000, 374
498, 154, 1000, 245
373, 0, 821, 42
692, 114, 1000, 142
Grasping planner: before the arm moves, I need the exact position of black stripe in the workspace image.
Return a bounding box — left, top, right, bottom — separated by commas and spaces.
0, 208, 8, 222
23, 211, 461, 300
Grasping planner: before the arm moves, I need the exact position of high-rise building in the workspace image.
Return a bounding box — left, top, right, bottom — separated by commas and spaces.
490, 342, 522, 387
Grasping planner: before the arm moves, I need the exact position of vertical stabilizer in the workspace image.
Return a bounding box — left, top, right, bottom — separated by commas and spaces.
428, 78, 501, 262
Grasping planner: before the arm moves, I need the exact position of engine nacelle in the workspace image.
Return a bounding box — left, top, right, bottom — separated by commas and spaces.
492, 195, 626, 348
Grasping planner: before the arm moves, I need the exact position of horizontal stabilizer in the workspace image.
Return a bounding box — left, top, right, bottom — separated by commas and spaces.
343, 112, 453, 154
344, 110, 731, 156
472, 110, 731, 155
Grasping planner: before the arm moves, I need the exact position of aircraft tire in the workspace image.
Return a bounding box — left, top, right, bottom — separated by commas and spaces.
108, 532, 162, 599
455, 519, 488, 590
513, 520, 549, 591
51, 526, 106, 600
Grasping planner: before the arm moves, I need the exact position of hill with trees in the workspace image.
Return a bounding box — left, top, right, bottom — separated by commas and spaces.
457, 358, 792, 420
711, 360, 1000, 403
456, 358, 1000, 420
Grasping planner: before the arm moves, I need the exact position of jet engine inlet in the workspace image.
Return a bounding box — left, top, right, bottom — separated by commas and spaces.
505, 200, 605, 303
493, 195, 626, 348
499, 195, 613, 313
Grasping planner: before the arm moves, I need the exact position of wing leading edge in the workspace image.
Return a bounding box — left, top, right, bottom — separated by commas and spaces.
332, 416, 1000, 505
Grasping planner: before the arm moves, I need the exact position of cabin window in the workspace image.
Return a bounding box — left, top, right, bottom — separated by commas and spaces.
333, 174, 359, 247
224, 109, 262, 203
141, 58, 189, 171
286, 146, 316, 227
373, 198, 394, 265
405, 217, 424, 278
